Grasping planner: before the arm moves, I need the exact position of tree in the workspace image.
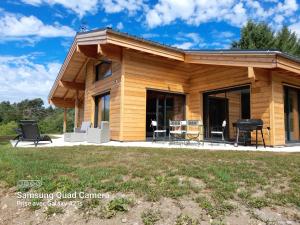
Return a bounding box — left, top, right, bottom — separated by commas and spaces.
0, 98, 74, 135
275, 26, 300, 57
232, 21, 275, 50
232, 21, 300, 57
0, 101, 17, 123
16, 98, 47, 121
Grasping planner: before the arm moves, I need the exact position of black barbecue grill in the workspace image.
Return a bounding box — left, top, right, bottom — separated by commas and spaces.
233, 119, 266, 149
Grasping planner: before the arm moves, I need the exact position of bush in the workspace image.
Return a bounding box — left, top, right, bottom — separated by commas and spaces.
0, 121, 18, 136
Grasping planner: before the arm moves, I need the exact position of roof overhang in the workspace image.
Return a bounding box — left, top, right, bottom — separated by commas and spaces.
48, 28, 186, 107
48, 28, 300, 108
185, 50, 300, 73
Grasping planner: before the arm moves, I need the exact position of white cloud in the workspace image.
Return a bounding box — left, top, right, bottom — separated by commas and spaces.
173, 32, 203, 49
145, 0, 299, 29
116, 22, 124, 30
212, 30, 235, 39
21, 0, 42, 6
21, 0, 146, 17
102, 0, 146, 15
146, 0, 248, 28
289, 21, 300, 38
21, 0, 98, 18
142, 33, 159, 38
185, 33, 202, 43
0, 55, 60, 104
0, 11, 75, 43
173, 42, 194, 49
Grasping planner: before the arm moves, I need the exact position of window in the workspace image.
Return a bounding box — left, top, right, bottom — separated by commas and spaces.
95, 61, 112, 81
101, 94, 110, 122
94, 93, 110, 128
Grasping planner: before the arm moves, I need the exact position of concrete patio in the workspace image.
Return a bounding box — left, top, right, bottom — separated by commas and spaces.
9, 134, 300, 152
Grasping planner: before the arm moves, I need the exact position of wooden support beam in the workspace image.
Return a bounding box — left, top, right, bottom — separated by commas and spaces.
59, 80, 85, 91
76, 44, 98, 58
63, 108, 67, 133
74, 91, 79, 129
73, 58, 89, 82
248, 67, 256, 80
97, 44, 104, 55
50, 97, 75, 108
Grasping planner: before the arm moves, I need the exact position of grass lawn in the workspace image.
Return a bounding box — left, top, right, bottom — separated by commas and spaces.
0, 137, 300, 223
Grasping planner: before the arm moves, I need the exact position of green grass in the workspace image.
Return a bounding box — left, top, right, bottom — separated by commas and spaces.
175, 214, 199, 225
0, 137, 300, 213
141, 209, 161, 225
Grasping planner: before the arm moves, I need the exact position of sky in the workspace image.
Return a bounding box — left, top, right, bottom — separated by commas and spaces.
0, 0, 300, 105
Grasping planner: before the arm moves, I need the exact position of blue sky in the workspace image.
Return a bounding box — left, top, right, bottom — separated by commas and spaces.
0, 0, 300, 105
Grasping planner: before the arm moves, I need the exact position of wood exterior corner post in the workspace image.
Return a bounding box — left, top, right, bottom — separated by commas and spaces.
74, 91, 79, 128
63, 108, 67, 133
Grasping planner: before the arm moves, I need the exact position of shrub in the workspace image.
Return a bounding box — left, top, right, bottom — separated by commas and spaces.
0, 121, 18, 136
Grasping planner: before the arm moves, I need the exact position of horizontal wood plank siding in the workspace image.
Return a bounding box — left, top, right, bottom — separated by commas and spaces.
271, 71, 300, 145
83, 59, 122, 140
250, 69, 272, 145
187, 65, 249, 121
122, 49, 190, 141
79, 47, 300, 145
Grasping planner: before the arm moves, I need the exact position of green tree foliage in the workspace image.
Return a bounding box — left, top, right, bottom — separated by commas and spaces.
275, 26, 300, 57
0, 98, 74, 135
0, 121, 18, 136
232, 21, 275, 50
232, 21, 300, 57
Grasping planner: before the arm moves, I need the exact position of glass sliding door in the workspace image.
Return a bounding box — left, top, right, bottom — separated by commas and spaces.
94, 93, 110, 128
146, 90, 185, 137
203, 85, 250, 141
284, 86, 300, 142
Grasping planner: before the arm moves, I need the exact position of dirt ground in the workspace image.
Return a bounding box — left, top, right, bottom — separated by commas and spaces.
1, 187, 299, 225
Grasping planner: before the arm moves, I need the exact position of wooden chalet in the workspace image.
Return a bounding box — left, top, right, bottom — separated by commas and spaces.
48, 28, 300, 146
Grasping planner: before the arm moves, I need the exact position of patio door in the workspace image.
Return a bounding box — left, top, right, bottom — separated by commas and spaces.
146, 90, 185, 137
205, 96, 229, 139
203, 85, 250, 140
94, 93, 110, 128
284, 86, 300, 142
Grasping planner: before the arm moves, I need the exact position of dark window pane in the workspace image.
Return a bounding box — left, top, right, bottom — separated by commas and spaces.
94, 93, 110, 127
241, 92, 250, 119
95, 61, 112, 81
101, 94, 110, 122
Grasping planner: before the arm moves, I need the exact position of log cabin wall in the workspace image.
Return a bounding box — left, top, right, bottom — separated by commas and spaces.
80, 47, 299, 146
187, 65, 249, 121
180, 65, 273, 146
121, 49, 190, 141
249, 69, 272, 146
83, 59, 122, 140
270, 71, 300, 146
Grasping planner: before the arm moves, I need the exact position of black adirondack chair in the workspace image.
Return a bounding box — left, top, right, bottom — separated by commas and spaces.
14, 120, 52, 147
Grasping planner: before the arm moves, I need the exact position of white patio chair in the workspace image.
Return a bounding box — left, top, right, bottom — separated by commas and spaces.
169, 120, 186, 143
74, 121, 91, 133
151, 120, 166, 142
86, 121, 110, 144
64, 121, 91, 142
211, 120, 227, 145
